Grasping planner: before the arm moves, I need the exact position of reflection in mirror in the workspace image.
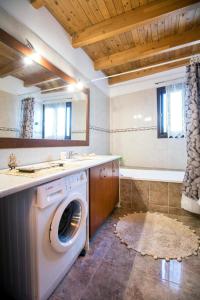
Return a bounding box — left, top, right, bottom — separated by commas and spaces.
42, 91, 87, 140
0, 40, 87, 141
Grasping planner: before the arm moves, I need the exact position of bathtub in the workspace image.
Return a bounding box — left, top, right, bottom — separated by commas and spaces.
120, 168, 184, 183
120, 168, 186, 215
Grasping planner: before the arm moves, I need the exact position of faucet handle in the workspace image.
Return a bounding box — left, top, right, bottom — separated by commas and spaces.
68, 151, 79, 159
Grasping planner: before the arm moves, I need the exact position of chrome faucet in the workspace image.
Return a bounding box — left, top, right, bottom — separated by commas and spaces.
68, 151, 78, 159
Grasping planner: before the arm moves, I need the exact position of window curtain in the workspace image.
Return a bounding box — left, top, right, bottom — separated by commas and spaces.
166, 83, 185, 138
20, 97, 35, 139
183, 59, 200, 203
44, 102, 66, 139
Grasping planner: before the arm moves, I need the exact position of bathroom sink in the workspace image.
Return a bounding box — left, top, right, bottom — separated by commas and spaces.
17, 161, 81, 173
62, 155, 99, 163
16, 156, 96, 174
17, 162, 64, 173
13, 161, 82, 178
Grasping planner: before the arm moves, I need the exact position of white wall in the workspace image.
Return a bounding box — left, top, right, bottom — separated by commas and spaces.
0, 4, 110, 169
110, 88, 187, 170
0, 90, 20, 138
71, 100, 87, 140
109, 67, 186, 98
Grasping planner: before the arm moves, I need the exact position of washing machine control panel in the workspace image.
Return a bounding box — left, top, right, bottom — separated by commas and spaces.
36, 171, 87, 209
65, 171, 87, 191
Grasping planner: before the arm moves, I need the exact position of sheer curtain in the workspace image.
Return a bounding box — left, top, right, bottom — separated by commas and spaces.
166, 83, 185, 138
44, 102, 66, 139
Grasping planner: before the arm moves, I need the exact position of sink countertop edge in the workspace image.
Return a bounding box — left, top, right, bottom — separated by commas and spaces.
0, 155, 121, 198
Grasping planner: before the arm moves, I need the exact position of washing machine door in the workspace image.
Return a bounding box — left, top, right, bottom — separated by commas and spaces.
50, 192, 87, 253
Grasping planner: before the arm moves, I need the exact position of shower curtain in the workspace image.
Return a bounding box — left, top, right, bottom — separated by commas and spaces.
20, 97, 35, 139
182, 58, 200, 213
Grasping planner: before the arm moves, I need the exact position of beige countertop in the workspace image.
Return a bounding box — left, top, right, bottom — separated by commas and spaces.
0, 155, 120, 198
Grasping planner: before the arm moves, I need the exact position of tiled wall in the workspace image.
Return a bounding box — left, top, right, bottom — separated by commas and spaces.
120, 179, 190, 216
110, 88, 187, 170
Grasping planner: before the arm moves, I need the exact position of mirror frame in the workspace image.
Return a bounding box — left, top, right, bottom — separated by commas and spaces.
0, 28, 90, 148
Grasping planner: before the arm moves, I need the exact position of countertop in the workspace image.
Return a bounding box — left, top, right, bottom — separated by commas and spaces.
0, 155, 120, 198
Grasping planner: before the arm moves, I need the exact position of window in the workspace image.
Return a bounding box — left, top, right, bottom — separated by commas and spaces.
157, 84, 185, 138
43, 102, 72, 140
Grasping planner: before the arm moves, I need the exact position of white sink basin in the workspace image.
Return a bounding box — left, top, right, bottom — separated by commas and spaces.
16, 156, 98, 174
61, 156, 99, 163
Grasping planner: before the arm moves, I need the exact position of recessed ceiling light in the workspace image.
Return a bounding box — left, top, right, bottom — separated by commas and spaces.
77, 81, 84, 90
68, 84, 75, 92
31, 52, 41, 61
23, 56, 33, 65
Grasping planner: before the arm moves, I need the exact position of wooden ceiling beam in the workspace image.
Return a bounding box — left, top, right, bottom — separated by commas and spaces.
31, 0, 44, 9
72, 0, 200, 48
24, 75, 60, 87
95, 26, 200, 70
0, 60, 25, 77
108, 59, 189, 85
40, 85, 68, 93
107, 44, 200, 78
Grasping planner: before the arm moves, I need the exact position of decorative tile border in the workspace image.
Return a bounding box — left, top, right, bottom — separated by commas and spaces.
72, 130, 86, 134
90, 125, 110, 133
0, 127, 19, 133
89, 125, 157, 134
111, 126, 157, 133
0, 125, 156, 135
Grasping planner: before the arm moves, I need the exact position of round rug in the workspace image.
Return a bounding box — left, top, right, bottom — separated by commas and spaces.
115, 212, 200, 261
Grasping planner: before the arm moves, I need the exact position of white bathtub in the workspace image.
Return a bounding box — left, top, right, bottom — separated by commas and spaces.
120, 168, 184, 183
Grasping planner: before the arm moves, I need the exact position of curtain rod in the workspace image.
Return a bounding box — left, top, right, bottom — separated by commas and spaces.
91, 54, 199, 82
155, 76, 185, 85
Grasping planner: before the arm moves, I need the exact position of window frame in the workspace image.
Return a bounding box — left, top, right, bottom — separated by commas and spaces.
157, 86, 168, 138
42, 101, 72, 140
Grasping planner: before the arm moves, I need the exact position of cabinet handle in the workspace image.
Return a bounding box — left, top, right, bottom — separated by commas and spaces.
99, 168, 104, 178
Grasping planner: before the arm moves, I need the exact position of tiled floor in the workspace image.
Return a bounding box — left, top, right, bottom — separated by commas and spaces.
49, 208, 200, 300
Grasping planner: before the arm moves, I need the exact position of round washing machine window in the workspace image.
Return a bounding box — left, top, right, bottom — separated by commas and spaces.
58, 200, 81, 243
50, 193, 87, 253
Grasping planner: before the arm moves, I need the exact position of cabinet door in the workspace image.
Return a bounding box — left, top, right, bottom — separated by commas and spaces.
89, 164, 106, 237
112, 160, 119, 207
103, 161, 113, 216
89, 160, 119, 238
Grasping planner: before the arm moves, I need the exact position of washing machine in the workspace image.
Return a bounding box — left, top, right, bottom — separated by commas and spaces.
34, 171, 88, 300
0, 170, 88, 300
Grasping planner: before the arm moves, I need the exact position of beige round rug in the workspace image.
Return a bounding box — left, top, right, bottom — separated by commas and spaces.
115, 212, 200, 261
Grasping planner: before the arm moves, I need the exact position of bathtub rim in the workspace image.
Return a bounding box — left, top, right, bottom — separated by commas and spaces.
120, 168, 184, 183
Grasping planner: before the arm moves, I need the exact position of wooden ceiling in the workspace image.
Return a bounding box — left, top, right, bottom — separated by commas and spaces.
0, 41, 67, 92
31, 0, 200, 85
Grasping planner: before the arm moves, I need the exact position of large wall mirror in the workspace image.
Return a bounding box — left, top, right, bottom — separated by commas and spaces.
0, 29, 89, 148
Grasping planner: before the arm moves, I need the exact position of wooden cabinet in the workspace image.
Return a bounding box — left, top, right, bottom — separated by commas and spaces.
89, 159, 119, 237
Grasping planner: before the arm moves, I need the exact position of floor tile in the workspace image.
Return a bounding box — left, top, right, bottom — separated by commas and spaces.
48, 208, 200, 300
124, 269, 169, 300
